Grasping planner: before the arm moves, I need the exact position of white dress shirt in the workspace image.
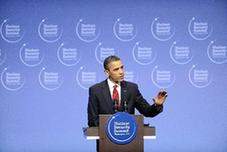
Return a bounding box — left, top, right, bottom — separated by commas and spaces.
107, 78, 121, 102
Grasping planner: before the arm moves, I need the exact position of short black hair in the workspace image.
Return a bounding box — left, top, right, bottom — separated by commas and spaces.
103, 55, 120, 70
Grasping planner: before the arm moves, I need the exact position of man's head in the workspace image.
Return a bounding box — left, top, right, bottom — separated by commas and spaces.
103, 55, 124, 83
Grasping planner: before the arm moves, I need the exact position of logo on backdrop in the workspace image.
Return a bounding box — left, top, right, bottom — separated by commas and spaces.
1, 68, 25, 91
106, 112, 138, 145
151, 66, 175, 88
188, 17, 212, 40
151, 17, 175, 41
76, 19, 100, 42
170, 41, 193, 64
95, 42, 118, 64
207, 41, 227, 64
0, 19, 24, 43
39, 67, 63, 91
113, 17, 137, 42
57, 43, 81, 66
19, 43, 44, 67
38, 18, 63, 43
0, 48, 6, 65
132, 41, 157, 65
76, 66, 98, 90
188, 65, 212, 88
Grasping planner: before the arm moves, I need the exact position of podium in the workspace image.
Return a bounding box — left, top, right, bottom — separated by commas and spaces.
83, 114, 156, 152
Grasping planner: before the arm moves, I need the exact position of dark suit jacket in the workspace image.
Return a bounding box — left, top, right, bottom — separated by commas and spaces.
87, 79, 163, 127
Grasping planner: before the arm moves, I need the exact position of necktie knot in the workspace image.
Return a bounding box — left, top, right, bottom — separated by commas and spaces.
113, 85, 117, 89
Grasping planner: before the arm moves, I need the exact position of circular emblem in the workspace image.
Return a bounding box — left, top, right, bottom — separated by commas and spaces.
0, 19, 25, 43
38, 18, 63, 43
188, 17, 212, 40
151, 65, 175, 89
76, 18, 100, 42
151, 17, 175, 41
113, 17, 137, 42
106, 112, 137, 145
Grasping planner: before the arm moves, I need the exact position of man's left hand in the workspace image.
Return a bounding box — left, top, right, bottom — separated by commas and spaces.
154, 90, 168, 105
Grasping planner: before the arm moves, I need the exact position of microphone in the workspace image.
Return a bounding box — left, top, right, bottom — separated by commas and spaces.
124, 100, 128, 112
122, 89, 128, 112
113, 99, 118, 112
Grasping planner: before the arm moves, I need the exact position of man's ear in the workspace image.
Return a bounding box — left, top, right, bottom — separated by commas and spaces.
104, 69, 109, 77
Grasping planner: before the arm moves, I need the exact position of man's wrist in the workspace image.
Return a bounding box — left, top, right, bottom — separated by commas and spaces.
154, 102, 162, 106
152, 98, 162, 106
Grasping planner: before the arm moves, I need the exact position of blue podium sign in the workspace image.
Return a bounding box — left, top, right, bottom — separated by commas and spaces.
105, 112, 138, 145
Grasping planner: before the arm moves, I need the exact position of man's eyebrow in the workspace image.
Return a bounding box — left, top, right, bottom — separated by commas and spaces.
113, 67, 119, 71
113, 65, 124, 71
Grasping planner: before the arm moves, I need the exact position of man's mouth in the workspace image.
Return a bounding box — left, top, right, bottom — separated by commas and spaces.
120, 76, 124, 79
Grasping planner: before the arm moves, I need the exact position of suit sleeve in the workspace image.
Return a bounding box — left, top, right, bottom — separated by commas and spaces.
134, 85, 163, 117
87, 87, 99, 127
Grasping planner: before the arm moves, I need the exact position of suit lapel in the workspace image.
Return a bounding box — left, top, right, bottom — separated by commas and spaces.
101, 80, 114, 112
121, 81, 128, 110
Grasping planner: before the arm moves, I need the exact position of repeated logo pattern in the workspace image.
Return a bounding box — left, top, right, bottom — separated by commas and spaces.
0, 16, 226, 91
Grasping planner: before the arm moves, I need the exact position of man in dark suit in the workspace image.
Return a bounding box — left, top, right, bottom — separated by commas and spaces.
88, 55, 167, 127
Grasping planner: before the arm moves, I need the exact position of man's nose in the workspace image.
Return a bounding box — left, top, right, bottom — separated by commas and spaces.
119, 69, 124, 74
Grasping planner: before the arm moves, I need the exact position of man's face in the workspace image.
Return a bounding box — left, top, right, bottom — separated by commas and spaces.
105, 60, 124, 83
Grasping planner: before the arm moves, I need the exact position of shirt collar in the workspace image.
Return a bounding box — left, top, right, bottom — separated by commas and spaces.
107, 78, 120, 88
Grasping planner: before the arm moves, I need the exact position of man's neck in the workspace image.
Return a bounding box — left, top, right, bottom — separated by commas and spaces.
108, 77, 120, 85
